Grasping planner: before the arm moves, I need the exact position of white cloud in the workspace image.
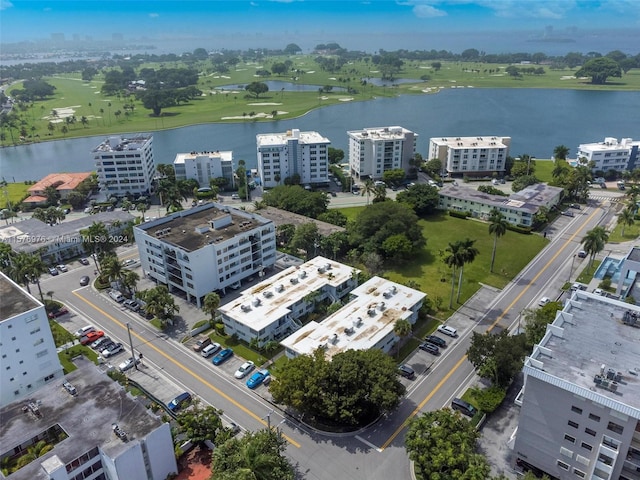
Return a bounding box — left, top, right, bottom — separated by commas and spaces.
402, 0, 579, 20
0, 0, 14, 11
413, 4, 447, 17
149, 13, 159, 18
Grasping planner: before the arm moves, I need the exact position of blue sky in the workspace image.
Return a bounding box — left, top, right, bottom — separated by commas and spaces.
1, 1, 639, 54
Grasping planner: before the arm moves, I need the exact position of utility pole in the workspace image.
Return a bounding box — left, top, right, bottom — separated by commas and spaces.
126, 322, 138, 370
568, 254, 576, 283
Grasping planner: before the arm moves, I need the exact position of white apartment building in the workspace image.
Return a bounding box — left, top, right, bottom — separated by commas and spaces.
93, 134, 156, 196
0, 273, 64, 407
0, 361, 177, 480
257, 129, 330, 188
133, 203, 276, 307
218, 257, 359, 347
173, 150, 235, 188
576, 137, 640, 173
438, 183, 563, 227
281, 276, 426, 359
347, 126, 417, 180
514, 291, 640, 480
428, 136, 511, 176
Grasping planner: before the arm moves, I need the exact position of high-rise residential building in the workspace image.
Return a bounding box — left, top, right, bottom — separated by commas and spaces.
173, 150, 235, 189
428, 136, 510, 176
93, 134, 156, 196
0, 361, 177, 480
347, 126, 418, 180
0, 272, 63, 407
514, 290, 640, 480
133, 203, 277, 307
256, 129, 330, 188
576, 137, 639, 173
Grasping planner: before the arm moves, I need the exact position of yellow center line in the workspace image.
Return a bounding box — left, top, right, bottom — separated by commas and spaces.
72, 292, 301, 448
380, 207, 601, 451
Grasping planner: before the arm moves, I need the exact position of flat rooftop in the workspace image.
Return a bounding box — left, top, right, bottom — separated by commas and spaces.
0, 359, 163, 480
526, 291, 640, 412
281, 276, 426, 359
174, 150, 233, 163
136, 203, 271, 252
430, 135, 509, 148
257, 207, 345, 237
219, 256, 356, 332
256, 130, 330, 147
92, 134, 152, 153
347, 126, 414, 140
627, 246, 640, 263
0, 273, 39, 322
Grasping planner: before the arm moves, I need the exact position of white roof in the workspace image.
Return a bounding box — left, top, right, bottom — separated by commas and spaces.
429, 135, 509, 148
256, 129, 330, 147
174, 150, 233, 163
218, 256, 356, 332
347, 126, 415, 140
281, 276, 426, 359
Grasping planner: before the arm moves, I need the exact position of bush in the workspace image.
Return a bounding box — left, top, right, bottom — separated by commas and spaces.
449, 210, 470, 219
599, 277, 612, 290
470, 386, 506, 413
506, 223, 532, 234
215, 322, 226, 335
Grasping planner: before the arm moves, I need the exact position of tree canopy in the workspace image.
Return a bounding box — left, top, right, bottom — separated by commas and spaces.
396, 183, 440, 216
262, 185, 329, 218
405, 409, 490, 479
245, 81, 269, 98
467, 330, 529, 388
575, 57, 622, 84
270, 348, 405, 426
349, 201, 425, 259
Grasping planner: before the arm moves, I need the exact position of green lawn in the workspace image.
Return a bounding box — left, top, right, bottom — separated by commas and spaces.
608, 219, 640, 243
5, 56, 640, 147
532, 159, 555, 184
1, 182, 30, 206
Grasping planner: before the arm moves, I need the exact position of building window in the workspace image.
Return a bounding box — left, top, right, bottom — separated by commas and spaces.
568, 420, 579, 429
560, 447, 573, 458
573, 468, 586, 478
607, 421, 623, 435
585, 428, 596, 436
581, 442, 592, 451
571, 406, 583, 414
588, 413, 600, 422
557, 460, 570, 470
564, 434, 576, 444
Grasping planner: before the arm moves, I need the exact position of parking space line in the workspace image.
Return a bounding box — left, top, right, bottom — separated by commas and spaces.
72, 291, 301, 448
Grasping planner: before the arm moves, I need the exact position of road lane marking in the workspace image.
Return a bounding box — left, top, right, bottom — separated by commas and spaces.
72, 291, 301, 448
379, 207, 601, 451
355, 435, 383, 452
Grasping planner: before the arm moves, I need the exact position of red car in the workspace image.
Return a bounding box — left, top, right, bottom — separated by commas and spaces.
48, 308, 69, 319
80, 330, 104, 345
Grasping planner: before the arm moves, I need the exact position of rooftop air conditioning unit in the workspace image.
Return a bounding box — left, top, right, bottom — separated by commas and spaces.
241, 304, 251, 312
276, 284, 284, 293
263, 291, 273, 298
330, 333, 338, 344
290, 278, 298, 284
252, 298, 261, 307
367, 308, 376, 316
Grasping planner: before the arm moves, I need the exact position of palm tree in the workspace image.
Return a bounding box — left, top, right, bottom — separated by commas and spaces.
101, 255, 124, 286
202, 292, 221, 322
618, 206, 635, 237
80, 222, 113, 273
456, 238, 479, 303
393, 319, 412, 357
373, 184, 387, 203
121, 269, 139, 295
581, 226, 609, 268
444, 241, 465, 309
488, 209, 508, 273
553, 145, 570, 160
360, 179, 375, 204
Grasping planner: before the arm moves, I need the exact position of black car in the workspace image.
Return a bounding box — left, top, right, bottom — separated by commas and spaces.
398, 364, 415, 379
419, 342, 440, 355
424, 335, 447, 348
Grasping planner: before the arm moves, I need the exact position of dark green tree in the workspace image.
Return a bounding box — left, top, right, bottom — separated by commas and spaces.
177, 404, 224, 446
523, 302, 562, 346
395, 183, 440, 216
575, 57, 622, 84
467, 330, 529, 387
245, 82, 269, 98
488, 209, 508, 273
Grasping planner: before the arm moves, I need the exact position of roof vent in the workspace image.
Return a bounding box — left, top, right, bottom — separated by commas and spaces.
378, 301, 386, 311
276, 284, 284, 293
354, 317, 363, 327
263, 290, 273, 298
241, 304, 251, 312
330, 333, 338, 344
317, 267, 325, 274
299, 271, 307, 279
290, 277, 298, 284
344, 327, 354, 335
252, 298, 261, 307
112, 424, 128, 442
368, 308, 377, 316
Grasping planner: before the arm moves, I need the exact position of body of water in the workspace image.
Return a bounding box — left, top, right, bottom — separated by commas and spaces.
1, 88, 639, 182
216, 80, 347, 92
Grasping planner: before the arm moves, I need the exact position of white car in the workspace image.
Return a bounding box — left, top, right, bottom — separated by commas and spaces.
102, 343, 124, 358
118, 356, 140, 372
56, 264, 68, 272
437, 325, 458, 338
538, 297, 551, 307
234, 361, 255, 379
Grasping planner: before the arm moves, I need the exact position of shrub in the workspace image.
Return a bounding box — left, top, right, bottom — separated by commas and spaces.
449, 210, 470, 219
505, 223, 532, 234
470, 386, 506, 413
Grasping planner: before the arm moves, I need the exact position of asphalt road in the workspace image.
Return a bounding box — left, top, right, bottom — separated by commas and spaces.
37, 194, 620, 480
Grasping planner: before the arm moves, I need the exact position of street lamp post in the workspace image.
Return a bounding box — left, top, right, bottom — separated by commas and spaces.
568, 254, 576, 283
126, 322, 138, 371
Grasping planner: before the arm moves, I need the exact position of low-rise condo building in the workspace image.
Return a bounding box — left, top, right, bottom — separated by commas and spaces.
576, 137, 639, 173
428, 136, 511, 177
173, 150, 235, 188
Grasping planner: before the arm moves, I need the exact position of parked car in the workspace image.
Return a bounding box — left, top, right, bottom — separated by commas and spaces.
397, 364, 415, 379
80, 331, 104, 345
569, 203, 581, 209
74, 325, 95, 337
102, 343, 124, 358
451, 397, 477, 417
212, 348, 234, 365
109, 290, 125, 303
246, 370, 270, 389
424, 335, 447, 348
167, 392, 192, 412
538, 297, 551, 307
577, 250, 587, 258
79, 257, 90, 265
419, 342, 440, 355
48, 266, 59, 276
48, 307, 69, 319
79, 275, 90, 286
437, 325, 458, 338
91, 336, 111, 350
234, 361, 255, 379
571, 283, 587, 291
193, 337, 212, 352
201, 342, 221, 358
123, 299, 139, 312
231, 193, 240, 200
118, 356, 141, 372
56, 264, 68, 272
62, 380, 77, 396
561, 211, 574, 217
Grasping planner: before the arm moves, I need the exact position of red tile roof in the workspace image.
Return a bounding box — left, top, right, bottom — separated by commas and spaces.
28, 172, 92, 194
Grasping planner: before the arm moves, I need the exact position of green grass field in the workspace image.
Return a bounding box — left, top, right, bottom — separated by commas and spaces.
3, 55, 640, 147
1, 182, 30, 206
